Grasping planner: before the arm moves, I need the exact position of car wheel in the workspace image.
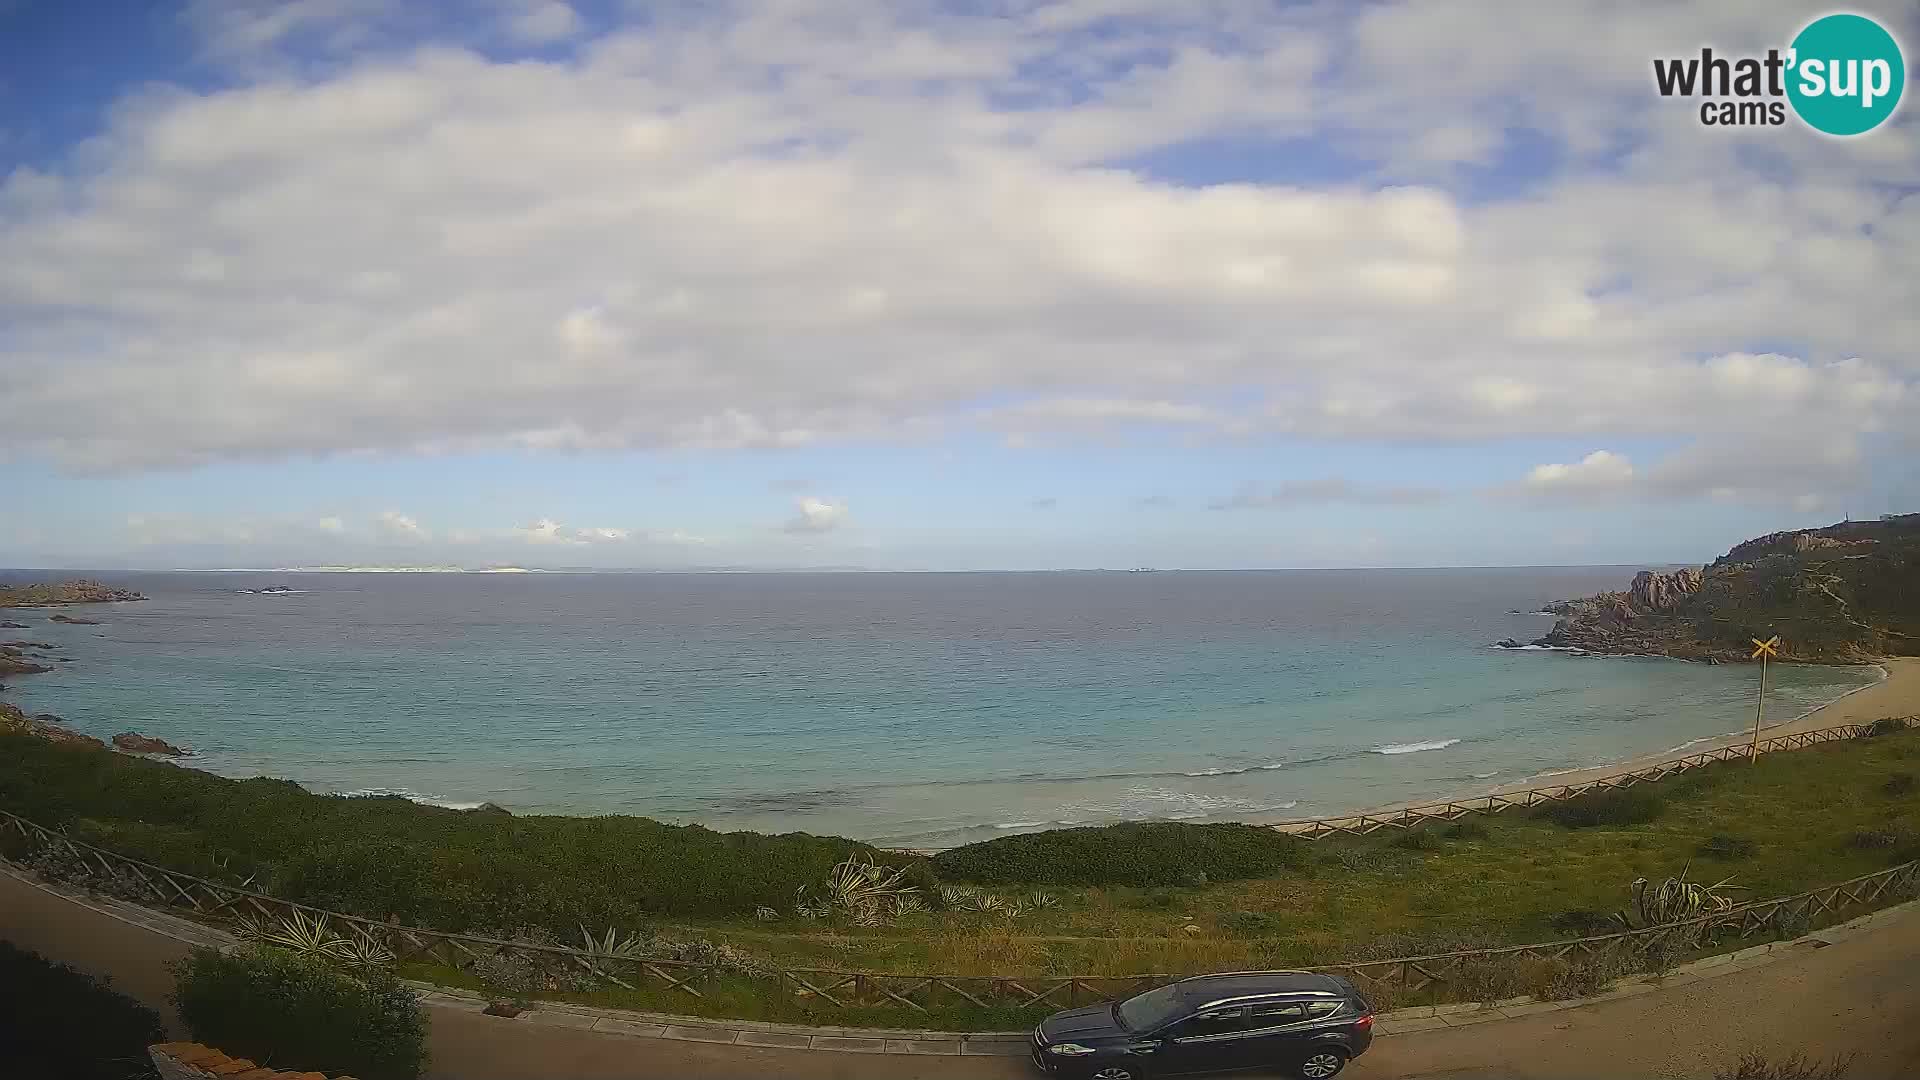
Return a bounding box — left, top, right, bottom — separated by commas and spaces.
1296, 1048, 1349, 1079
1087, 1067, 1141, 1080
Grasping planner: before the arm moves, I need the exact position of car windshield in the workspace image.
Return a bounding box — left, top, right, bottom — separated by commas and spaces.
1116, 984, 1187, 1031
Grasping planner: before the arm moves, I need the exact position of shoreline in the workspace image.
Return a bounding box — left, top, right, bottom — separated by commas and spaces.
1273, 656, 1920, 828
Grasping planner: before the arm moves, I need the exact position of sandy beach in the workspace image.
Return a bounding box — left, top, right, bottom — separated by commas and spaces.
1280, 656, 1920, 826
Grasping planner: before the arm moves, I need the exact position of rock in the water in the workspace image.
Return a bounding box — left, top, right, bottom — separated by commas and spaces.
470, 802, 513, 815
0, 650, 53, 676
1, 641, 57, 650
1494, 638, 1523, 649
49, 614, 102, 625
0, 621, 28, 629
112, 731, 191, 756
31, 713, 65, 724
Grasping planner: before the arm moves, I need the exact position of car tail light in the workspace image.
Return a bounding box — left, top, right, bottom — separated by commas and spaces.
1353, 1013, 1374, 1030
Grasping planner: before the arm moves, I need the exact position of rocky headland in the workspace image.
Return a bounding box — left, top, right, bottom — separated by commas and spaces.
0, 580, 146, 607
1500, 514, 1920, 664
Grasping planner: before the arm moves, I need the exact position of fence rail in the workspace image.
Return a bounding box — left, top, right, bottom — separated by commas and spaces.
1273, 716, 1918, 840
3, 716, 1916, 1016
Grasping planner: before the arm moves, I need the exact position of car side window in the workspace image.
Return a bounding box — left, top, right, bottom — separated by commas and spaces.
1173, 1007, 1251, 1037
1305, 1000, 1344, 1018
1250, 1001, 1310, 1024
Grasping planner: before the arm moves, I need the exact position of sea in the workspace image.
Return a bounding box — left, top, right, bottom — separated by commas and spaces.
0, 568, 1882, 849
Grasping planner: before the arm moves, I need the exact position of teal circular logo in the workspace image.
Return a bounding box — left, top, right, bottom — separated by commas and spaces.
1787, 14, 1905, 136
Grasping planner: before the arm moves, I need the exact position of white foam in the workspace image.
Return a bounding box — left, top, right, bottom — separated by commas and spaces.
1491, 643, 1576, 651
993, 820, 1048, 829
336, 787, 484, 810
1471, 770, 1500, 779
1373, 738, 1461, 755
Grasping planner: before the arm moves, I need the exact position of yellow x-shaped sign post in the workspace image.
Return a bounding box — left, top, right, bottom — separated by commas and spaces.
1748, 636, 1781, 760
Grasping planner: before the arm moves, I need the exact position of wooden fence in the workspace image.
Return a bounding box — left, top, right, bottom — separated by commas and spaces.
1274, 717, 1919, 840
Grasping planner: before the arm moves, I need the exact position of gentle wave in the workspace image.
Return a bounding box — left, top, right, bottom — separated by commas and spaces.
1490, 642, 1578, 651
1471, 770, 1499, 779
334, 787, 484, 810
1373, 738, 1461, 755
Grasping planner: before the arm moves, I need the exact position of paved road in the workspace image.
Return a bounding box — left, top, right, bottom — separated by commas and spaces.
425, 905, 1920, 1080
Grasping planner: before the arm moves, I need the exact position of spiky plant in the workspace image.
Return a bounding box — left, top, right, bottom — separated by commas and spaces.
260, 909, 349, 958
754, 906, 780, 922
1025, 891, 1061, 910
1623, 861, 1745, 928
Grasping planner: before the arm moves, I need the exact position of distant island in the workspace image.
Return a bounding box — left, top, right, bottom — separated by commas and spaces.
1499, 514, 1920, 664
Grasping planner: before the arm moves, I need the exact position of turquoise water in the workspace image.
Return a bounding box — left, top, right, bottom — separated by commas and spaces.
0, 569, 1879, 847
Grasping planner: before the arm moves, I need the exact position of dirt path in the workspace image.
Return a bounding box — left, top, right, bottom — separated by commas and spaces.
421, 902, 1920, 1080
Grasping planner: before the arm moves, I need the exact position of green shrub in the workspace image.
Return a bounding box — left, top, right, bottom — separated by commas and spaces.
1882, 772, 1915, 797
1220, 910, 1285, 937
1442, 818, 1490, 840
1549, 910, 1617, 938
1847, 827, 1903, 850
931, 822, 1305, 887
0, 733, 876, 924
172, 946, 426, 1080
1533, 788, 1665, 829
0, 941, 163, 1080
1391, 828, 1444, 851
1697, 834, 1757, 860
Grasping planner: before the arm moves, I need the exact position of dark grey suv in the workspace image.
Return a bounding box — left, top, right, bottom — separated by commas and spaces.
1030, 971, 1374, 1080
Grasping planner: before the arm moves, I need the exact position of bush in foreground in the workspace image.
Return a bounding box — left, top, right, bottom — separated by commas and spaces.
1533, 787, 1665, 829
931, 822, 1306, 887
0, 941, 163, 1080
1713, 1052, 1856, 1080
172, 946, 427, 1080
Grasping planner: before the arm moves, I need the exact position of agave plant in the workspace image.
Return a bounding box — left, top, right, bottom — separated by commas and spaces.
577, 924, 653, 974
796, 857, 922, 925
1622, 861, 1745, 928
936, 884, 979, 908
331, 932, 397, 970
1024, 891, 1061, 910
261, 909, 349, 957
754, 906, 780, 922
887, 893, 928, 918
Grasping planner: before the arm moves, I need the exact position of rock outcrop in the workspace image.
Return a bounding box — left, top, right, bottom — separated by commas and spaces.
0, 580, 146, 607
49, 614, 102, 625
1510, 514, 1920, 664
470, 802, 513, 815
0, 620, 28, 629
1, 703, 107, 749
112, 732, 191, 756
0, 647, 53, 676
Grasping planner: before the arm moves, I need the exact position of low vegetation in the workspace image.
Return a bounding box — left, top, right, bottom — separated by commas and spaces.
172, 945, 427, 1080
1713, 1053, 1857, 1080
4, 723, 1919, 1030
930, 820, 1306, 887
0, 941, 164, 1080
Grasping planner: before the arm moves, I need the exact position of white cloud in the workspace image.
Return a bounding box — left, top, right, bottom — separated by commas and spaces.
785, 496, 846, 534
1522, 450, 1637, 495
0, 1, 1912, 478
375, 511, 429, 541
317, 516, 346, 533
518, 517, 581, 545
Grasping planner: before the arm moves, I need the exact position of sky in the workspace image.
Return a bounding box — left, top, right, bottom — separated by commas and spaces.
1, 0, 1916, 572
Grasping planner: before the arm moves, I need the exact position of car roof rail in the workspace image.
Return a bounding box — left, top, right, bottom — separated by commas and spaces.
1180, 969, 1316, 981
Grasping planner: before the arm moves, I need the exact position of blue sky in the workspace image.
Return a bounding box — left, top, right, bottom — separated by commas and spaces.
2, 1, 1916, 570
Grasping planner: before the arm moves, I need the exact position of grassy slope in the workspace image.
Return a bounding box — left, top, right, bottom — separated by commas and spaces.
4, 729, 1917, 983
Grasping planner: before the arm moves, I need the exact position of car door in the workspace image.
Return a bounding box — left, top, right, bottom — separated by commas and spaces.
1159, 1006, 1255, 1074
1214, 1000, 1312, 1071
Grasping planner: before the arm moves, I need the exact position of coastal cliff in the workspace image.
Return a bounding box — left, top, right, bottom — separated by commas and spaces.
1514, 514, 1920, 663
